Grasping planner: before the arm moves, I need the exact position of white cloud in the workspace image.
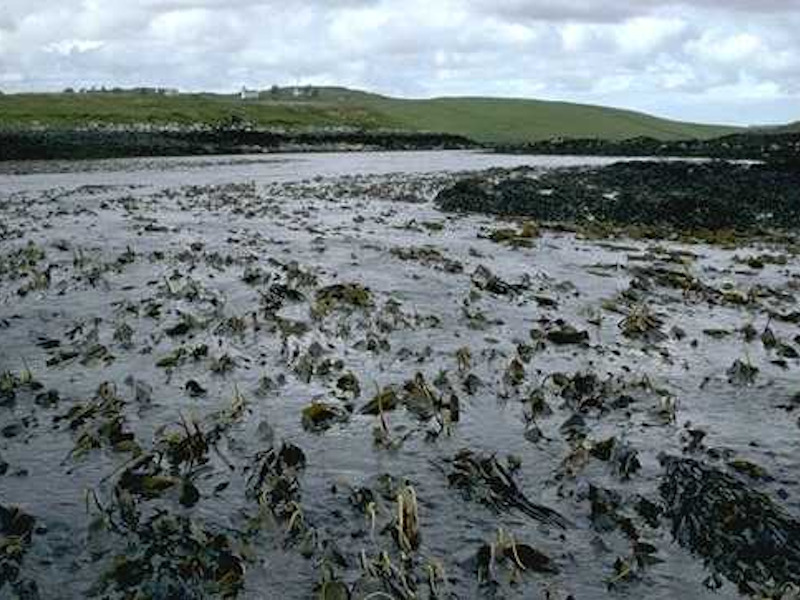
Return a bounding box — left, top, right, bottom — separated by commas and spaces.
0, 0, 798, 124
44, 39, 105, 56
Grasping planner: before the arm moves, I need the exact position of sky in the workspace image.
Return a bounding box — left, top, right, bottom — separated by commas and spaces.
0, 0, 798, 125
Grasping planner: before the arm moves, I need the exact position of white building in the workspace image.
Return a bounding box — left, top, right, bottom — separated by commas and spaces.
240, 87, 260, 100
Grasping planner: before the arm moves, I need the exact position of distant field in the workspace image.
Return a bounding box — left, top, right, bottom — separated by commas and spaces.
0, 87, 742, 143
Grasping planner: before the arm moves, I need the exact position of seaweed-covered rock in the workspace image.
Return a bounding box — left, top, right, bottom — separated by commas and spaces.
660, 456, 800, 594
435, 161, 800, 232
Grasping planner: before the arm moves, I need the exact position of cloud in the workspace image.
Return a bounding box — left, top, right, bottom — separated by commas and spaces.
0, 0, 798, 125
44, 39, 105, 56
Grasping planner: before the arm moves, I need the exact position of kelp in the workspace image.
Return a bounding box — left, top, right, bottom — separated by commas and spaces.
660, 456, 800, 595
437, 449, 570, 529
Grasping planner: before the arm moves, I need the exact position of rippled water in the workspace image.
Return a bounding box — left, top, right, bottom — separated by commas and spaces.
1, 151, 798, 599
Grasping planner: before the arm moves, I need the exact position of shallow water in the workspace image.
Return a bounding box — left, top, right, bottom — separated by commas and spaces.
1, 151, 799, 599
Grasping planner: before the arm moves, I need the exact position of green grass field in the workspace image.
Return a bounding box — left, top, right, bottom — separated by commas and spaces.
0, 86, 742, 143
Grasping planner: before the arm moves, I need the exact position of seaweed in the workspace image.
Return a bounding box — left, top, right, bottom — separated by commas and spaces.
660, 456, 800, 595
438, 449, 571, 529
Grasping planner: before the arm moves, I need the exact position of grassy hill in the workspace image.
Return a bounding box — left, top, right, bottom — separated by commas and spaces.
776, 121, 800, 133
0, 86, 742, 143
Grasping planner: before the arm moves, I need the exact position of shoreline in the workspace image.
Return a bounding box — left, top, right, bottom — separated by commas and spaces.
2, 124, 799, 163
0, 128, 478, 161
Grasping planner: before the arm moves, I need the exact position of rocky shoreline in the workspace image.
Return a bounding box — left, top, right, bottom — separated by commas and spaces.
493, 131, 800, 162
0, 128, 478, 161
435, 160, 800, 237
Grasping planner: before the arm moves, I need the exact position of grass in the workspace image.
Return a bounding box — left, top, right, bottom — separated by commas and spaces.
0, 86, 742, 143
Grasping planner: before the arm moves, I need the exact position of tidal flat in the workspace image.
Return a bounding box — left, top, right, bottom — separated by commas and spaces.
1, 151, 799, 599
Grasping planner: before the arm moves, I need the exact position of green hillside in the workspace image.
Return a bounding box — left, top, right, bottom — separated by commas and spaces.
0, 86, 742, 143
777, 121, 800, 133
360, 96, 739, 142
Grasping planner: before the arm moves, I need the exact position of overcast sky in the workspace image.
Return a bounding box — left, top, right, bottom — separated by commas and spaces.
1, 0, 799, 125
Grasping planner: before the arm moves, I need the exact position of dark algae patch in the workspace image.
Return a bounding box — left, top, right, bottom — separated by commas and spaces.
436, 160, 800, 234
0, 128, 477, 161
2, 152, 800, 598
660, 456, 800, 596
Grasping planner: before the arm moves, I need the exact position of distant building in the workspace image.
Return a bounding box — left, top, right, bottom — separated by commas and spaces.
240, 87, 260, 100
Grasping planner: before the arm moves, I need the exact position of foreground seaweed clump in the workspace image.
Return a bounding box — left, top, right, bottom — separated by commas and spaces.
438, 449, 571, 529
435, 161, 800, 233
660, 456, 800, 596
0, 504, 38, 596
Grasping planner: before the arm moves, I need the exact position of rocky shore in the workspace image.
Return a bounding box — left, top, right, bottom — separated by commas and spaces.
435, 160, 800, 236
493, 132, 800, 162
0, 127, 477, 161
